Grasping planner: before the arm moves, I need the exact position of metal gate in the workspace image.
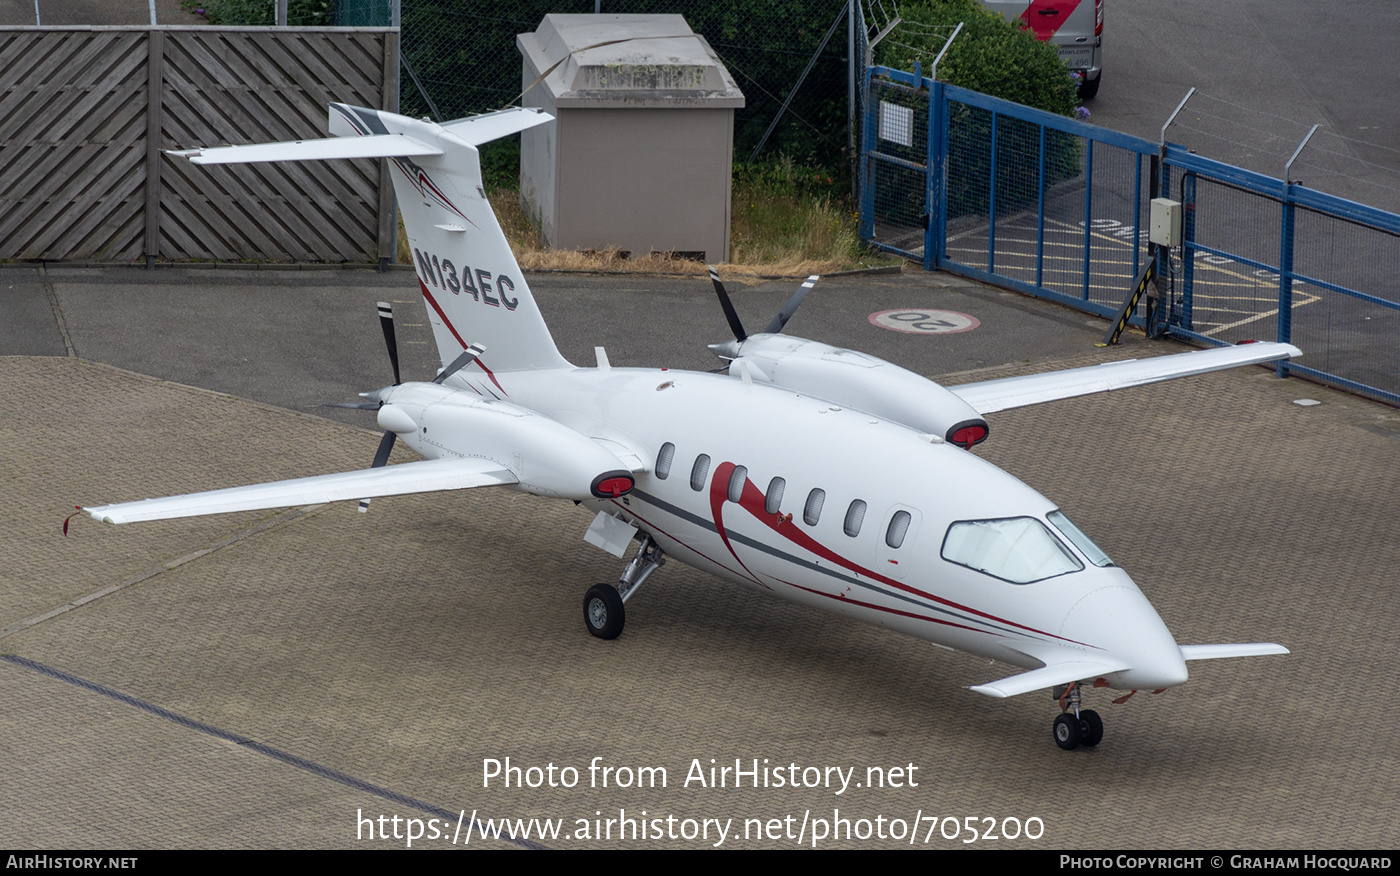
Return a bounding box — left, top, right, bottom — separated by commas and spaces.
862, 65, 1400, 405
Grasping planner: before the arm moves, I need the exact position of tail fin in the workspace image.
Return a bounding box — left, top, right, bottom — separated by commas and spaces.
174, 104, 570, 374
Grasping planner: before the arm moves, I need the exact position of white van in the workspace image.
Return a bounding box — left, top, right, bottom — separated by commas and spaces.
979, 0, 1104, 98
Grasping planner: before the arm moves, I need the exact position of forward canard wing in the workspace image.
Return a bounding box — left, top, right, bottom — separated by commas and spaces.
949, 342, 1301, 415
81, 458, 516, 524
969, 660, 1130, 699
969, 643, 1290, 698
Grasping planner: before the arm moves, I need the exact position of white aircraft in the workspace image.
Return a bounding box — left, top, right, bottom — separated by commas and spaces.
76, 104, 1292, 750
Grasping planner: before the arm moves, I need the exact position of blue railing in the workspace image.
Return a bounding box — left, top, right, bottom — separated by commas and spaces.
862, 65, 1400, 405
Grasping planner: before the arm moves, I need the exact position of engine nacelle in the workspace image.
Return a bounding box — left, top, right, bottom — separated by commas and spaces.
710, 334, 989, 447
376, 384, 634, 499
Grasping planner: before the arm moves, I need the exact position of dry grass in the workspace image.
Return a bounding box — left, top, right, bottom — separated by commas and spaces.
397, 176, 894, 278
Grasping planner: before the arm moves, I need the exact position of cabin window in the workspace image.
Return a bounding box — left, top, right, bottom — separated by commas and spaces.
655, 442, 675, 479
727, 465, 748, 503
885, 510, 912, 548
690, 454, 710, 492
941, 517, 1084, 584
803, 488, 825, 526
844, 500, 867, 537
765, 477, 786, 515
1048, 510, 1115, 567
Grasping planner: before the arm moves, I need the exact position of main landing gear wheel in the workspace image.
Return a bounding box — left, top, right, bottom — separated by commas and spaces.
584, 583, 625, 640
1078, 709, 1104, 747
1053, 713, 1082, 750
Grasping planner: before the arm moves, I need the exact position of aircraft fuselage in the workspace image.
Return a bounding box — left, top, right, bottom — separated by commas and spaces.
384, 365, 1190, 694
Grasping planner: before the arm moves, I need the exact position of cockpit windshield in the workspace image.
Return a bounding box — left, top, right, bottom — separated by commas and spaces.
940, 516, 1083, 584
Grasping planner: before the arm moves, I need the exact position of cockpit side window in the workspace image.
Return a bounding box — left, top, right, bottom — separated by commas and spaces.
941, 516, 1084, 584
1048, 510, 1115, 567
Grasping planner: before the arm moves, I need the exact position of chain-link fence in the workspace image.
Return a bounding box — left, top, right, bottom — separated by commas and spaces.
335, 0, 856, 169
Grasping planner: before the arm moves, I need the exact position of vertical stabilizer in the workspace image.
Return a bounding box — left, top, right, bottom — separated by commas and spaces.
328, 104, 570, 374
173, 104, 570, 375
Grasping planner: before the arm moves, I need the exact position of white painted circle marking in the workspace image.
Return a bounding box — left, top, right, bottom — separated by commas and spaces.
868, 309, 980, 334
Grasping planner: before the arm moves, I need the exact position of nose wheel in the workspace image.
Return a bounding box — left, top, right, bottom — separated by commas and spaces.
1051, 682, 1104, 750
584, 584, 625, 639
582, 534, 665, 640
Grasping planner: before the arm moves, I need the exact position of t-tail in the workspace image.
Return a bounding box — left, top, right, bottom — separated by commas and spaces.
171, 104, 569, 375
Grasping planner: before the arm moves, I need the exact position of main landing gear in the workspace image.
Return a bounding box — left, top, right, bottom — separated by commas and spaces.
1051, 682, 1104, 751
583, 534, 665, 640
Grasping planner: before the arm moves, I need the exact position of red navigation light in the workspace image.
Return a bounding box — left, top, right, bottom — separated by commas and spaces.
591, 472, 635, 498
946, 419, 990, 449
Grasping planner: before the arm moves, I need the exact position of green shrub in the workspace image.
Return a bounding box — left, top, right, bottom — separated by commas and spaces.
877, 0, 1079, 117
875, 0, 1083, 222
180, 0, 332, 26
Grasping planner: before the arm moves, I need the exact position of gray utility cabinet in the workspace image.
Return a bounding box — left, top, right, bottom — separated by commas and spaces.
518, 14, 745, 263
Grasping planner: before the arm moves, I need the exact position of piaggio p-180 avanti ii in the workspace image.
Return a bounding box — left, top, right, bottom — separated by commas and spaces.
77, 105, 1290, 750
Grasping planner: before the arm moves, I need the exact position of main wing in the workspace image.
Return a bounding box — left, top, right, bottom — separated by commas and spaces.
82, 457, 516, 525
949, 342, 1301, 414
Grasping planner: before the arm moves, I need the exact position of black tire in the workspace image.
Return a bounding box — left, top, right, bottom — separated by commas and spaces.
1078, 709, 1104, 747
584, 583, 625, 640
1078, 72, 1101, 101
1053, 713, 1082, 750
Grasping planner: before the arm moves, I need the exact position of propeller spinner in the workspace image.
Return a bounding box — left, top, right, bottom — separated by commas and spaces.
344, 302, 486, 511
707, 269, 819, 360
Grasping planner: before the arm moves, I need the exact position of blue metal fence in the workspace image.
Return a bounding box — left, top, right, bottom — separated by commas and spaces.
863, 65, 1400, 406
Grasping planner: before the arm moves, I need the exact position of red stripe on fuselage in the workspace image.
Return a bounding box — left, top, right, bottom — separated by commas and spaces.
612, 499, 767, 589
709, 462, 763, 583
713, 463, 1086, 645
417, 278, 508, 396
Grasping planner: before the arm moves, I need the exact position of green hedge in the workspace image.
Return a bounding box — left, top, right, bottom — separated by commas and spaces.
180, 0, 332, 26
875, 0, 1083, 221
876, 0, 1079, 117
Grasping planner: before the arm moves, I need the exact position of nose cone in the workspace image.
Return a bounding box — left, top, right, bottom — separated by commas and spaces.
1062, 585, 1189, 690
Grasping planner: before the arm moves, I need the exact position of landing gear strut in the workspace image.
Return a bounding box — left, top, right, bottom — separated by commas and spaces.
1051, 682, 1104, 750
583, 534, 665, 640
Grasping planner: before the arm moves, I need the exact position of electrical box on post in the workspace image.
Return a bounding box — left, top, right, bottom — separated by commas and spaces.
1150, 198, 1182, 247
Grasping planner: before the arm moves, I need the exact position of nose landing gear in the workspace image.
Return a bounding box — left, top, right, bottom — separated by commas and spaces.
583, 534, 665, 640
1051, 682, 1104, 750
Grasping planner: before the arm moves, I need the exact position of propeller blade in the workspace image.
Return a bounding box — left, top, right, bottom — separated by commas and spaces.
370, 429, 396, 468
377, 301, 402, 386
358, 429, 398, 512
433, 342, 487, 385
708, 266, 747, 343
764, 275, 819, 335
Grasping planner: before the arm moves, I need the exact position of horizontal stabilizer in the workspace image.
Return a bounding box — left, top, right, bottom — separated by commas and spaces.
969, 660, 1128, 699
1179, 643, 1289, 661
950, 342, 1301, 414
84, 458, 516, 524
441, 107, 554, 146
169, 134, 442, 165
